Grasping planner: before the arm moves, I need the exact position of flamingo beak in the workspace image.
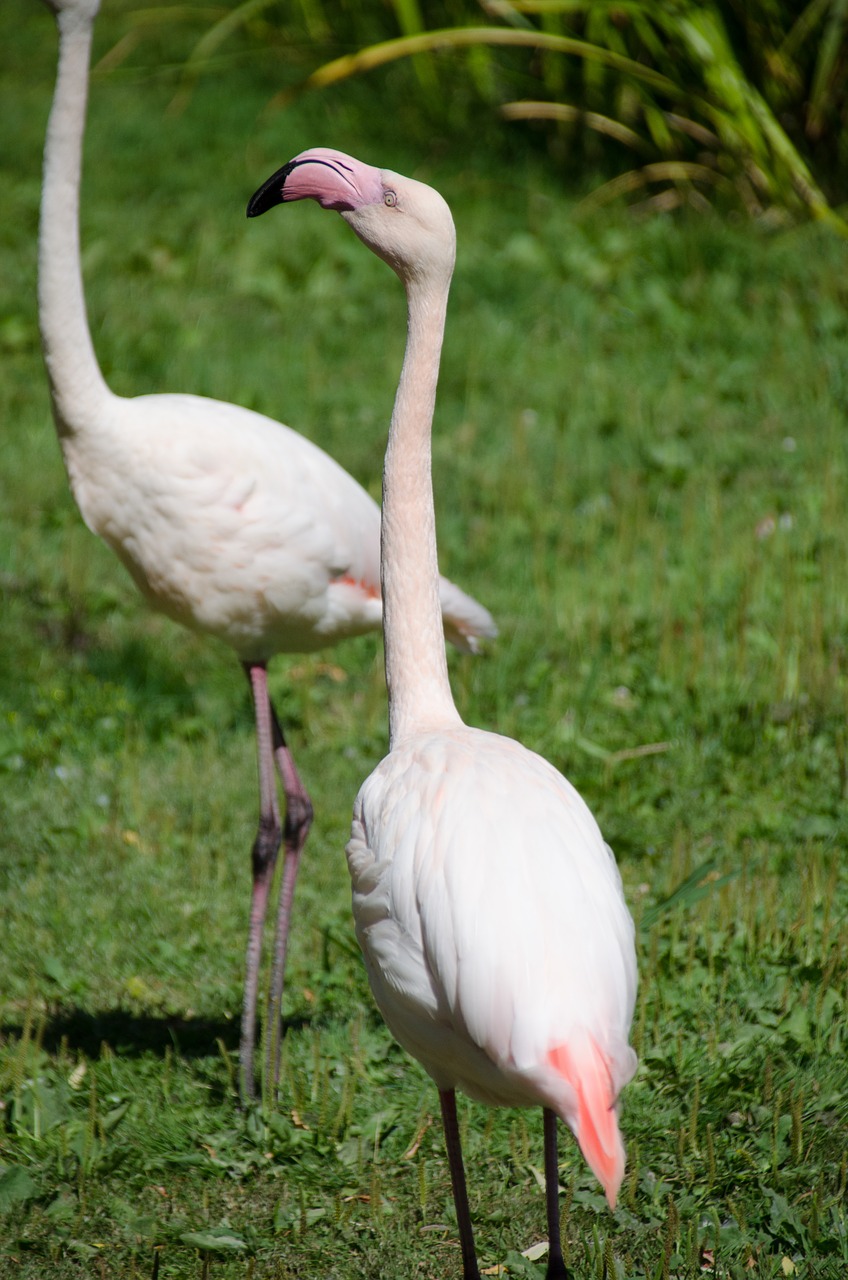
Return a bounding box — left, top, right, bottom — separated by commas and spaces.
247, 148, 383, 217
246, 159, 300, 217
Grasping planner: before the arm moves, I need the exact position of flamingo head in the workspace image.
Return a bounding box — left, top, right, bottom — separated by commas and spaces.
247, 147, 455, 287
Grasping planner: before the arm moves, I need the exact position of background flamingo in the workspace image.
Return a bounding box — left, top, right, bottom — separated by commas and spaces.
248, 147, 638, 1278
38, 0, 496, 1101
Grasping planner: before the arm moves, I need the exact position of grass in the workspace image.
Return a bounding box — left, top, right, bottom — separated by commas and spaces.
1, 0, 847, 1276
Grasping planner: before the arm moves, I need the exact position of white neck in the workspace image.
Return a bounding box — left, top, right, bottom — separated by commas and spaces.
39, 5, 111, 436
382, 273, 463, 747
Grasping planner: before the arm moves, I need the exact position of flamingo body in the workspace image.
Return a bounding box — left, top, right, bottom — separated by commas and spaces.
348, 724, 637, 1196
62, 390, 383, 656
62, 388, 492, 659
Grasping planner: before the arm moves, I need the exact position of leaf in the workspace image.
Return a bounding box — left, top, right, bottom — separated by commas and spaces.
68, 1240, 101, 1258
641, 857, 740, 930
781, 1002, 811, 1046
501, 1249, 543, 1277
388, 0, 438, 90
102, 1100, 131, 1133
42, 954, 72, 989
179, 1228, 248, 1253
0, 1166, 37, 1212
45, 1193, 76, 1222
808, 0, 848, 129
297, 27, 680, 100
501, 99, 648, 151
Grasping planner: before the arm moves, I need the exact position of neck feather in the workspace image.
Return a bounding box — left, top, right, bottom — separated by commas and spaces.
382, 275, 463, 746
39, 6, 111, 435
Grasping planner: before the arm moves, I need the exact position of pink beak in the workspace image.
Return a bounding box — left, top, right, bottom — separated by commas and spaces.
247, 147, 383, 217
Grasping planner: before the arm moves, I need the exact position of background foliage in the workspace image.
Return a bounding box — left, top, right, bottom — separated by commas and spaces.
155, 0, 848, 225
1, 0, 847, 1277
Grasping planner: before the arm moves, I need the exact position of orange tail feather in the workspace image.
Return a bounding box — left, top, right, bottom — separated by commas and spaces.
548, 1038, 625, 1209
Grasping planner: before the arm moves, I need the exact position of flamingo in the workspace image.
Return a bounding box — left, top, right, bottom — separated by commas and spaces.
37, 0, 496, 1102
248, 147, 638, 1278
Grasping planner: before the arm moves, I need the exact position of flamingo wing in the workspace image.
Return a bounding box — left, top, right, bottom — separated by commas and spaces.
348, 725, 637, 1197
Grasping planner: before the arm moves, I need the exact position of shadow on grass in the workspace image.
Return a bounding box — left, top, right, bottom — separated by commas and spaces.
1, 1006, 312, 1061
2, 1008, 237, 1059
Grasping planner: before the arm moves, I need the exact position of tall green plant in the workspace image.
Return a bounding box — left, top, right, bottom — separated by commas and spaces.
284, 1, 845, 227
118, 0, 847, 224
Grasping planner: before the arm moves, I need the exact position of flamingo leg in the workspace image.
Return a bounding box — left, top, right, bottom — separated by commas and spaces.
264, 696, 313, 1093
240, 661, 283, 1102
543, 1108, 572, 1279
439, 1089, 482, 1280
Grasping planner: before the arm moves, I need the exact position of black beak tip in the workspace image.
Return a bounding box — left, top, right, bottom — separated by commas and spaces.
246, 159, 297, 218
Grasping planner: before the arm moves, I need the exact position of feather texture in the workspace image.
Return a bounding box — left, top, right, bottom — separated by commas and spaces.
348, 726, 637, 1208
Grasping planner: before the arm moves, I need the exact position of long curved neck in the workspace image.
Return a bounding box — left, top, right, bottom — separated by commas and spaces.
39, 5, 111, 437
382, 273, 463, 747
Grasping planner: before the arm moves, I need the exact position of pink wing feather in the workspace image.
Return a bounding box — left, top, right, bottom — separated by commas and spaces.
548, 1037, 625, 1209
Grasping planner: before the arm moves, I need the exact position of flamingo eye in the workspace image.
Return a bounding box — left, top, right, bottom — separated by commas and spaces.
384, 189, 398, 207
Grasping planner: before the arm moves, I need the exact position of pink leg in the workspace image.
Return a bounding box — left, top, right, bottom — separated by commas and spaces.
264, 697, 313, 1093
240, 662, 283, 1101
439, 1089, 482, 1280
543, 1108, 571, 1279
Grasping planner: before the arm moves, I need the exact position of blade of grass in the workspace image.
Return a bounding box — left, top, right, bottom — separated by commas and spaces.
641, 858, 741, 931
501, 99, 648, 151
293, 27, 683, 100
576, 160, 734, 211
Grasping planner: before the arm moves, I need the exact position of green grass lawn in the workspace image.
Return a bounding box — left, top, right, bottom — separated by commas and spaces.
1, 1, 847, 1277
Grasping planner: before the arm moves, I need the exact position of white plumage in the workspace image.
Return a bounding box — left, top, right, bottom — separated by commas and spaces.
252, 147, 637, 1279
64, 390, 490, 658
38, 0, 496, 1101
349, 728, 636, 1117
68, 394, 381, 650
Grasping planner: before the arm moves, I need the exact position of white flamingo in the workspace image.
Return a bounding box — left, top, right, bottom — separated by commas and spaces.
38, 0, 496, 1101
248, 148, 637, 1278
